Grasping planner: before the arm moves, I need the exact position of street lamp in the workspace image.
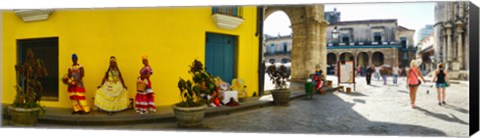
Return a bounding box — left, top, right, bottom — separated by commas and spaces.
331, 26, 339, 45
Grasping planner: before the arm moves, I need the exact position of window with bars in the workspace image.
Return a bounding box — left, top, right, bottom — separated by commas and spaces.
17, 37, 59, 101
212, 6, 242, 17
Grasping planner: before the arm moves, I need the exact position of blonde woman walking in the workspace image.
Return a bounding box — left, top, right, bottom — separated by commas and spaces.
406, 60, 425, 109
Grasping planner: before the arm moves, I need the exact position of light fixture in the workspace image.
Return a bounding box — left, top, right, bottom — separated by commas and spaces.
331, 26, 339, 39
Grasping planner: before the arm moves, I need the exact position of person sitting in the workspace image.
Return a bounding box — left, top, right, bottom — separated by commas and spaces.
311, 69, 325, 94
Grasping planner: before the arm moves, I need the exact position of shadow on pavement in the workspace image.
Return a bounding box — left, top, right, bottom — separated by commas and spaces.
397, 90, 408, 93
200, 92, 449, 137
442, 105, 469, 114
416, 107, 469, 126
353, 99, 366, 104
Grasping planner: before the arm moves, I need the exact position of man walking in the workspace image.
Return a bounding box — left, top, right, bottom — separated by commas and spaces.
366, 65, 374, 85
392, 64, 400, 85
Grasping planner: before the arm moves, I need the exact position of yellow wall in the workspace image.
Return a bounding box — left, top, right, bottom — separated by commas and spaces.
2, 7, 259, 108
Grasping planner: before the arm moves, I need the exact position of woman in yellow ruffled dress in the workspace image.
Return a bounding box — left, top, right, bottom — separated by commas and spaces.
94, 56, 129, 115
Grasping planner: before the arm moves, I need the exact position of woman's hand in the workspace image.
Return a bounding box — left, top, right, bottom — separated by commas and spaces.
97, 85, 102, 89
123, 86, 128, 90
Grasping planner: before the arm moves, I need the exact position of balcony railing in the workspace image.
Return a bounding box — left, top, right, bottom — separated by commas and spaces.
212, 7, 243, 18
264, 51, 292, 56
327, 41, 400, 47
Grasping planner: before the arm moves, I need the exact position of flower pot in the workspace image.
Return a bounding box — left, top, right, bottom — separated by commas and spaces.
271, 89, 291, 105
327, 80, 333, 87
172, 104, 208, 128
8, 106, 41, 126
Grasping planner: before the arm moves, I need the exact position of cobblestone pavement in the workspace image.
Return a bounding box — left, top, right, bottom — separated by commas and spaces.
33, 76, 469, 137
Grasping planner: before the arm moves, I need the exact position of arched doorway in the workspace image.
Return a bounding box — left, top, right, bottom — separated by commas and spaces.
339, 52, 355, 62
357, 52, 368, 67
263, 5, 328, 83
263, 10, 292, 91
372, 52, 384, 66
327, 53, 337, 75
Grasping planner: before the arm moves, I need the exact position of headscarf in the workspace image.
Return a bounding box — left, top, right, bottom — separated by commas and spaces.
72, 53, 78, 59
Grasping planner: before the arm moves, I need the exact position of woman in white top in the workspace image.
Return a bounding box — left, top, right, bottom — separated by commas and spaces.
375, 66, 381, 80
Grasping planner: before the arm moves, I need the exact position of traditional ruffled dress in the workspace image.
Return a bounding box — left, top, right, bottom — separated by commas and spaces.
135, 66, 156, 113
94, 70, 129, 112
68, 64, 90, 113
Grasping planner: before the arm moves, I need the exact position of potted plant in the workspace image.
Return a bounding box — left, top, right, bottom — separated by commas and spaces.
266, 64, 291, 105
7, 49, 48, 126
172, 59, 217, 127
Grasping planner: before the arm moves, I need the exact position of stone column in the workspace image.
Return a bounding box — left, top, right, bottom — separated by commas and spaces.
368, 51, 373, 66
290, 22, 307, 82
454, 21, 464, 70
442, 30, 448, 64
303, 19, 319, 80
445, 24, 453, 64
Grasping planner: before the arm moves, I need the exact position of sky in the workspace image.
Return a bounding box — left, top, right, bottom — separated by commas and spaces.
263, 2, 435, 44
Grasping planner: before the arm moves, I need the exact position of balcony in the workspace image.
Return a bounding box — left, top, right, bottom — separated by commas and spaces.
211, 7, 244, 30
264, 51, 292, 56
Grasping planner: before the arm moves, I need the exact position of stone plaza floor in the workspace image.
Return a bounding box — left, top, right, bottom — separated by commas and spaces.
16, 75, 470, 137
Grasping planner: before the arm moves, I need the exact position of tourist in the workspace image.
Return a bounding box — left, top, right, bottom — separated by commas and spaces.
95, 56, 130, 115
366, 65, 374, 85
392, 64, 400, 85
407, 60, 426, 109
375, 65, 381, 80
432, 63, 449, 106
135, 56, 156, 114
380, 66, 389, 85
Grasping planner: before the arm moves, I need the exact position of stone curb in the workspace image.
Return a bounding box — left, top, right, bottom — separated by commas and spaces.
3, 88, 318, 126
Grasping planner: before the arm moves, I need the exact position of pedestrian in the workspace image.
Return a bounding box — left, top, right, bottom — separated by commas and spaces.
361, 66, 366, 76
375, 65, 381, 80
357, 65, 361, 76
392, 64, 400, 85
64, 54, 90, 114
366, 65, 374, 85
432, 63, 449, 106
407, 60, 426, 109
380, 66, 388, 85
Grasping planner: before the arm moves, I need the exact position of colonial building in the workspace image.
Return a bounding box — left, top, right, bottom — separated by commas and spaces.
416, 33, 435, 74
263, 34, 292, 64
433, 1, 469, 80
326, 19, 417, 70
1, 7, 262, 108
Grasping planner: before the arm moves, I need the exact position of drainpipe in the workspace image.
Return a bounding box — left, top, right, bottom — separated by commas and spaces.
257, 6, 265, 96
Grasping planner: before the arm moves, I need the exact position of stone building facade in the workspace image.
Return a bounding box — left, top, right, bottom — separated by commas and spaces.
263, 35, 292, 64
326, 19, 416, 70
433, 1, 469, 79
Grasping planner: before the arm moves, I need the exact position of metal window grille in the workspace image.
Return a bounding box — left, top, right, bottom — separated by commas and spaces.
212, 6, 243, 18
17, 37, 59, 101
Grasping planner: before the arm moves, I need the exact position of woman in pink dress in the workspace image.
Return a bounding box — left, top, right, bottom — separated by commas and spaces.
406, 60, 426, 109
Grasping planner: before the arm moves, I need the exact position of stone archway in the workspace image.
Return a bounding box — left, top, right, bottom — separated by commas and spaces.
372, 52, 384, 66
339, 52, 355, 61
264, 5, 328, 82
357, 52, 368, 67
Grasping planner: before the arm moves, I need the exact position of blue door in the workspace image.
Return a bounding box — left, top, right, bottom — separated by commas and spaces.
205, 33, 236, 83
